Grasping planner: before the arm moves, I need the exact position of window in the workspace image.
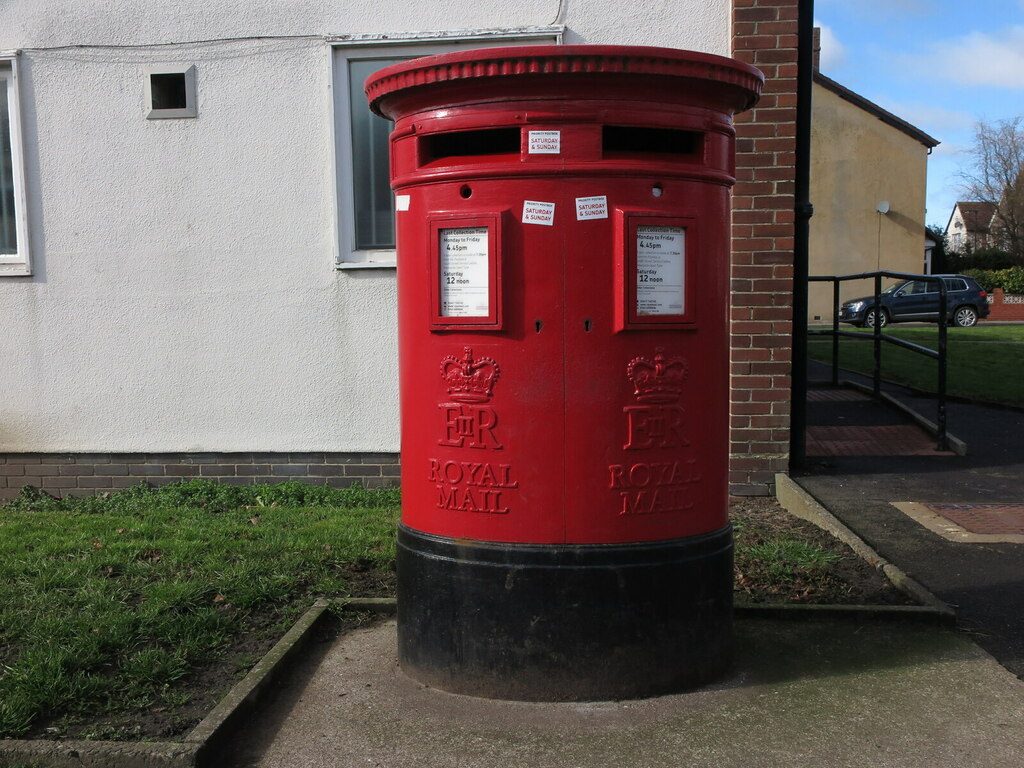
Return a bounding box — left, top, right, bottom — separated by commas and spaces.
331, 30, 562, 268
145, 65, 197, 119
0, 57, 30, 275
907, 281, 930, 295
347, 56, 403, 253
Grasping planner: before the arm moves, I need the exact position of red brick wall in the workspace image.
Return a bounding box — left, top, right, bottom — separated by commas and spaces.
0, 452, 399, 501
729, 0, 800, 494
986, 289, 1024, 321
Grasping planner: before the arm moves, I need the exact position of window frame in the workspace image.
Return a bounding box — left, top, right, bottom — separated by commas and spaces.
329, 28, 563, 270
144, 64, 198, 120
0, 54, 31, 276
614, 209, 699, 331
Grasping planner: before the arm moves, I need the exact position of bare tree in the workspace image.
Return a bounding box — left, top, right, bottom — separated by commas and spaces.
959, 116, 1024, 262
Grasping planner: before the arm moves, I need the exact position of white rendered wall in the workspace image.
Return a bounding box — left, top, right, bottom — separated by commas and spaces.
0, 0, 730, 452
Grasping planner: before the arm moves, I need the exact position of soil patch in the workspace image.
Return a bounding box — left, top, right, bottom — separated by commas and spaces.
732, 496, 913, 605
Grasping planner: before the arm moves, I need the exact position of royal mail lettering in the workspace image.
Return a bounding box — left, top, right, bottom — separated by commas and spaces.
428, 458, 518, 488
608, 460, 699, 515
608, 461, 690, 488
619, 487, 695, 516
429, 458, 517, 515
436, 485, 509, 514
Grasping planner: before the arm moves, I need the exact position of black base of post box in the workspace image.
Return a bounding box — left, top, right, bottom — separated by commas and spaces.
396, 523, 734, 701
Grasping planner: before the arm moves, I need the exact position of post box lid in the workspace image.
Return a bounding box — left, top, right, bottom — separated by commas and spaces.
366, 45, 763, 120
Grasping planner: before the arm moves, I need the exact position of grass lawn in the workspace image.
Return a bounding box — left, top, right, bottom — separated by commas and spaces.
807, 324, 1024, 407
0, 481, 905, 742
0, 480, 399, 740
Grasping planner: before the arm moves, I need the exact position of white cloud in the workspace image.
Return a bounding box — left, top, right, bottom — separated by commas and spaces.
929, 141, 968, 159
876, 101, 974, 143
908, 26, 1024, 89
815, 22, 847, 71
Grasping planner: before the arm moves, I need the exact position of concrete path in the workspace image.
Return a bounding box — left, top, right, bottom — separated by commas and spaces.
220, 617, 1024, 768
800, 361, 1024, 677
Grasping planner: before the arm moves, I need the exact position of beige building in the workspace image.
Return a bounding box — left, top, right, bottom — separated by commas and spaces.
808, 72, 938, 322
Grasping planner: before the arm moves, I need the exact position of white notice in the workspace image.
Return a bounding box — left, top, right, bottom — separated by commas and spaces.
528, 130, 561, 154
440, 227, 490, 317
636, 225, 685, 316
576, 196, 608, 220
522, 200, 556, 226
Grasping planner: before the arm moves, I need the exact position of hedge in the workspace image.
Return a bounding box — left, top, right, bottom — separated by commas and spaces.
961, 267, 1024, 295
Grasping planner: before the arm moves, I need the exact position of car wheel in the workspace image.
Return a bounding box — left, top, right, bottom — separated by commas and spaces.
952, 306, 979, 327
865, 309, 888, 328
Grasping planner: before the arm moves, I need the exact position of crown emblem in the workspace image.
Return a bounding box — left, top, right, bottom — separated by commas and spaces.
627, 349, 687, 403
441, 347, 500, 403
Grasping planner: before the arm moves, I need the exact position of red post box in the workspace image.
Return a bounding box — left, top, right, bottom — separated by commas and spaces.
367, 46, 762, 700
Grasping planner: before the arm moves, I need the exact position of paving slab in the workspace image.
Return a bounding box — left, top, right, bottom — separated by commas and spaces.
219, 618, 1024, 768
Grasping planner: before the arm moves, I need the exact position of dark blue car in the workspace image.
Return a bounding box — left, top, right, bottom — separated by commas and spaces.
839, 275, 990, 328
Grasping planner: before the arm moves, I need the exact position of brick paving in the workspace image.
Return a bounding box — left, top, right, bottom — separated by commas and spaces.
806, 382, 955, 457
926, 504, 1024, 535
806, 425, 955, 457
807, 389, 864, 403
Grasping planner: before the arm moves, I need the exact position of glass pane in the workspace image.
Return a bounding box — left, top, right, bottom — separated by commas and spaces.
349, 57, 405, 251
0, 80, 17, 255
636, 226, 685, 316
439, 227, 490, 317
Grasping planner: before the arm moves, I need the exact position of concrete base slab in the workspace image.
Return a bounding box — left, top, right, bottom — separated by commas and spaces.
222, 618, 1024, 768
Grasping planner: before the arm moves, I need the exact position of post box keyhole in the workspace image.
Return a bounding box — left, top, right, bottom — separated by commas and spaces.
583, 318, 592, 332
535, 320, 543, 333
459, 184, 473, 198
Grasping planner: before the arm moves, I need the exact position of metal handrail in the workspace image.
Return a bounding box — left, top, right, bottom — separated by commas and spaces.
808, 270, 948, 451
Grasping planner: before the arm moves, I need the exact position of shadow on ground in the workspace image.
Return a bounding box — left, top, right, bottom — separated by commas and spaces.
215, 617, 1024, 768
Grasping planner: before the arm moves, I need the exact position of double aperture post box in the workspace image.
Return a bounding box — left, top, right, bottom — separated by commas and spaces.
366, 46, 762, 701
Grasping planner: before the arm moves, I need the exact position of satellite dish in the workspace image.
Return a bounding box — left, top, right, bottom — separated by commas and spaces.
876, 201, 890, 214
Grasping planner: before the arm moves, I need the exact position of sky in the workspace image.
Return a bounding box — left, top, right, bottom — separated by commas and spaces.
813, 0, 1024, 231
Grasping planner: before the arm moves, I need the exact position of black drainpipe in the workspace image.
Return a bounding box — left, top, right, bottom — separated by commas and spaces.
789, 0, 815, 472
